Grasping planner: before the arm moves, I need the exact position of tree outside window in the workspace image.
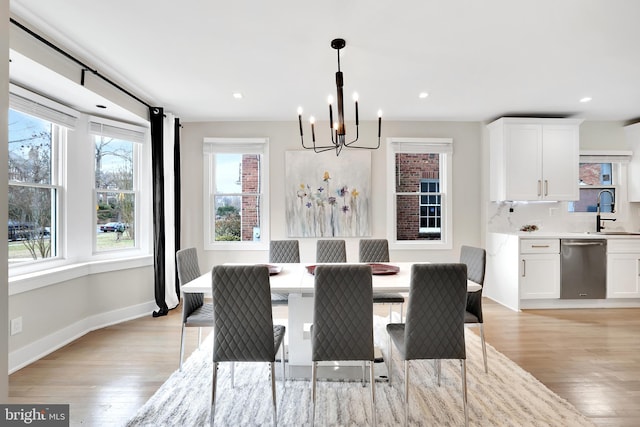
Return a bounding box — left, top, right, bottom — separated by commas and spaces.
94, 135, 136, 251
203, 138, 269, 250
8, 109, 58, 263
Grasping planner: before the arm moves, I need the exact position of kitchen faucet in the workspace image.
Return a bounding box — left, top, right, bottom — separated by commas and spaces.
596, 189, 616, 232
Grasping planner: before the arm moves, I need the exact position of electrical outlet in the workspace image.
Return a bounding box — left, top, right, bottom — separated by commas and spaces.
10, 317, 22, 336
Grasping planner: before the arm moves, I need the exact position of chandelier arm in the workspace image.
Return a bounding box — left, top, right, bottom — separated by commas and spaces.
345, 125, 360, 146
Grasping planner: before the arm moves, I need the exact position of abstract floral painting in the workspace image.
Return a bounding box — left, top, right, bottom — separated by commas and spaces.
285, 150, 371, 237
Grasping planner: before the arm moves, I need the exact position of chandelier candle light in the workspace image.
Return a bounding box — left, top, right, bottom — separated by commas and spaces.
297, 38, 382, 156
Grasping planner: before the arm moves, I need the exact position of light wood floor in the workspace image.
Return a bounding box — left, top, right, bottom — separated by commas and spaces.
8, 300, 640, 426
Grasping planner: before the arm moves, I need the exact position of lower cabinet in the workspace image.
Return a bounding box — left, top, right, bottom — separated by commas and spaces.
520, 239, 560, 299
607, 240, 640, 298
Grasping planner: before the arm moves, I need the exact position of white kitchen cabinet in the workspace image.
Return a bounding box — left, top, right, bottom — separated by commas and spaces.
519, 239, 561, 299
624, 122, 640, 202
607, 239, 640, 298
488, 117, 583, 201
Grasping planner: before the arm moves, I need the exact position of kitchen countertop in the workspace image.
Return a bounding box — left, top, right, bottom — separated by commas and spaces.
492, 231, 640, 239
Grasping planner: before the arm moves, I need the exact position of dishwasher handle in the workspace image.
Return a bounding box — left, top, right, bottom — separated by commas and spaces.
562, 241, 606, 246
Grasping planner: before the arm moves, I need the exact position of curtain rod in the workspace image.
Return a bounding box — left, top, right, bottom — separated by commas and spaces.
10, 17, 153, 110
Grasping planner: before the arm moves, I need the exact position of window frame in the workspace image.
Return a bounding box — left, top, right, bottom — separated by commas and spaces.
8, 87, 74, 267
8, 85, 153, 284
203, 137, 270, 251
569, 154, 629, 220
386, 137, 453, 250
89, 116, 146, 254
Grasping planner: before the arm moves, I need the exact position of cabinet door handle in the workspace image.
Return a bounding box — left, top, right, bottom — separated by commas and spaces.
522, 259, 526, 277
544, 180, 549, 196
531, 244, 550, 248
537, 180, 542, 197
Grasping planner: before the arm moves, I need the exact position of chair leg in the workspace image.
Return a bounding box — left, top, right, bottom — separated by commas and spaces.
479, 323, 488, 373
280, 343, 286, 383
362, 361, 367, 386
311, 361, 318, 426
436, 360, 442, 386
198, 327, 203, 346
211, 362, 218, 426
231, 362, 235, 388
270, 362, 278, 427
370, 360, 377, 427
404, 360, 409, 427
399, 302, 403, 323
388, 335, 393, 385
461, 360, 469, 427
179, 324, 186, 371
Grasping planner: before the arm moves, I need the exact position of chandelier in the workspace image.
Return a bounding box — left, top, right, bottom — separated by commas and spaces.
297, 38, 382, 156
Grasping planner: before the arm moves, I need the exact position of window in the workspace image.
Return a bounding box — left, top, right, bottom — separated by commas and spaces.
569, 161, 617, 213
387, 138, 453, 249
420, 179, 441, 235
8, 89, 76, 265
203, 138, 269, 250
91, 118, 145, 252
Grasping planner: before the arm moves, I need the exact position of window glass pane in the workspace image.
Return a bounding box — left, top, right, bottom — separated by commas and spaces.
215, 153, 243, 193
396, 194, 441, 241
8, 109, 52, 185
213, 195, 262, 242
95, 135, 136, 252
96, 191, 135, 250
95, 136, 134, 190
569, 188, 614, 213
395, 153, 440, 192
579, 163, 612, 186
8, 186, 55, 262
8, 109, 57, 264
211, 152, 263, 244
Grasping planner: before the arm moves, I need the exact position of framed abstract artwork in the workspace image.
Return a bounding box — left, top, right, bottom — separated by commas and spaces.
285, 150, 371, 237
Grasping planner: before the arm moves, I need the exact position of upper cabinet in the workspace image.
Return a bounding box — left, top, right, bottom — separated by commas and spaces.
625, 122, 640, 202
488, 117, 583, 201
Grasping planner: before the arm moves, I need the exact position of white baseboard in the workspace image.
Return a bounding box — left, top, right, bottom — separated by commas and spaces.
8, 300, 158, 374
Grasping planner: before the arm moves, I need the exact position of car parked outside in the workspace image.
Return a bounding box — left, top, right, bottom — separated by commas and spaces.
100, 222, 127, 232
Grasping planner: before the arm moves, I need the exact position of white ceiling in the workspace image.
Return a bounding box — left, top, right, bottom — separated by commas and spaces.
9, 0, 640, 124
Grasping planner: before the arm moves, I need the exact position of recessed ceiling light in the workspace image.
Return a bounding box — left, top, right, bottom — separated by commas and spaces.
579, 97, 592, 103
233, 93, 243, 99
418, 92, 429, 99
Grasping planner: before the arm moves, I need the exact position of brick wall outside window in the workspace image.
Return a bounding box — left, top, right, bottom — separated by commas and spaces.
396, 153, 440, 240
241, 155, 260, 241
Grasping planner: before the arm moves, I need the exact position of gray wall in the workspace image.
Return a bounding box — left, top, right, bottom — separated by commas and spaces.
8, 266, 155, 372
180, 119, 484, 268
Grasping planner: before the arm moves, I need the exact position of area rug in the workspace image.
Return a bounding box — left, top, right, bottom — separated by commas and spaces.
126, 316, 596, 426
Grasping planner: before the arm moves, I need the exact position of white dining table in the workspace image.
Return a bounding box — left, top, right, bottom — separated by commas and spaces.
181, 262, 481, 378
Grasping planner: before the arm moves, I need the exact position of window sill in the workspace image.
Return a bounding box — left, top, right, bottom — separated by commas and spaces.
8, 255, 154, 296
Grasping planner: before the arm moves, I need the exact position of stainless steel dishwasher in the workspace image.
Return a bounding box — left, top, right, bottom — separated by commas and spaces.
560, 239, 607, 299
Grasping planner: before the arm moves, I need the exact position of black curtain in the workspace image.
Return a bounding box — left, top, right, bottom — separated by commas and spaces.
173, 118, 182, 298
150, 107, 168, 317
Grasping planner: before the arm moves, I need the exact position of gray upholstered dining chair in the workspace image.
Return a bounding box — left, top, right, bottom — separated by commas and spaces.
386, 263, 469, 427
269, 240, 300, 306
316, 239, 347, 263
210, 265, 286, 426
359, 239, 405, 321
460, 245, 488, 373
176, 247, 213, 371
311, 264, 376, 426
